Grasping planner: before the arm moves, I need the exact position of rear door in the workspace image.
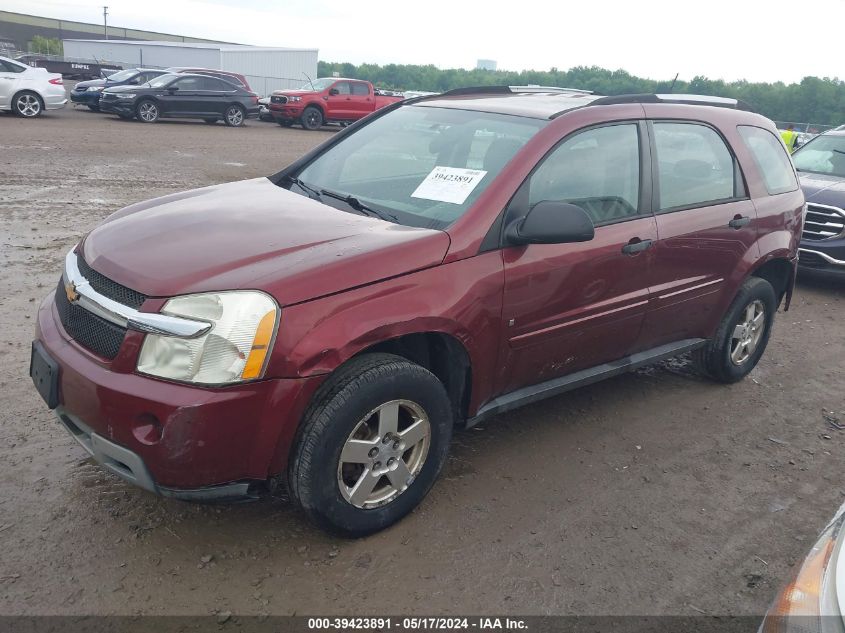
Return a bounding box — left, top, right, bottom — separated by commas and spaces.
0, 59, 26, 108
197, 76, 235, 116
499, 121, 658, 393
638, 119, 758, 347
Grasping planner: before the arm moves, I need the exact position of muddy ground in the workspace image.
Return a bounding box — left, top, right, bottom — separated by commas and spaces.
0, 101, 843, 619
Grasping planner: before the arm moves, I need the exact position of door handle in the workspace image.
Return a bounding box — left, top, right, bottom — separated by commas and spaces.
728, 215, 751, 229
621, 238, 653, 255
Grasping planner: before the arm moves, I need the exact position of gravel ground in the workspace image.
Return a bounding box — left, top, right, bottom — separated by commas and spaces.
0, 101, 843, 618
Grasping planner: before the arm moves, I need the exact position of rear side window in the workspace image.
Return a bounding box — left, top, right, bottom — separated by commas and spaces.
350, 82, 369, 96
738, 125, 799, 195
653, 122, 737, 210
0, 59, 26, 73
528, 123, 641, 225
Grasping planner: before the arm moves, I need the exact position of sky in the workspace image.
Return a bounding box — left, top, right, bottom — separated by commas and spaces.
5, 0, 843, 84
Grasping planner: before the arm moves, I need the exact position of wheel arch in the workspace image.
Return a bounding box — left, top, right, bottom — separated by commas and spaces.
748, 254, 795, 309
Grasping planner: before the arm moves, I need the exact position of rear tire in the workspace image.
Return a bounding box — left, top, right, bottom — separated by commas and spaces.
300, 106, 323, 130
13, 91, 43, 118
136, 99, 159, 123
224, 104, 245, 127
693, 277, 776, 383
288, 353, 453, 537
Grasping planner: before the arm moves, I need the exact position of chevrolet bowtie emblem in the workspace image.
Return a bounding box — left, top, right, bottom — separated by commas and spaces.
64, 281, 80, 303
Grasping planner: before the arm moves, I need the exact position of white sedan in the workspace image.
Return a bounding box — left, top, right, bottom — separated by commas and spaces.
0, 55, 67, 118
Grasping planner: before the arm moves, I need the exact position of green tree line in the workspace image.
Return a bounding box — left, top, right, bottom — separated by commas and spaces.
318, 61, 845, 126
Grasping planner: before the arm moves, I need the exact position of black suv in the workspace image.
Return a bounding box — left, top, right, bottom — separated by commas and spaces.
99, 73, 259, 127
792, 130, 845, 278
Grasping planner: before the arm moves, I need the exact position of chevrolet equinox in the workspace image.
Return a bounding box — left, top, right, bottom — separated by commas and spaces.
31, 87, 804, 536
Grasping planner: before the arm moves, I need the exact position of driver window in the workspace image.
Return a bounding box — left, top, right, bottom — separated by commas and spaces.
528, 123, 641, 225
332, 82, 351, 95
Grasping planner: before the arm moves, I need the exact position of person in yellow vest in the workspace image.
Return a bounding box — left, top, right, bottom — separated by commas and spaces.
780, 125, 798, 153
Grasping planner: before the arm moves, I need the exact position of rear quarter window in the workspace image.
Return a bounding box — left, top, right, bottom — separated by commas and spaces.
737, 125, 798, 195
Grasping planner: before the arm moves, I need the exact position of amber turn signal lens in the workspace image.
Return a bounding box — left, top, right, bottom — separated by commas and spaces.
241, 310, 277, 380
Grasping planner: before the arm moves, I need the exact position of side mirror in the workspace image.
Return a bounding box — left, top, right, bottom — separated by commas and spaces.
328, 88, 339, 96
506, 201, 595, 245
167, 85, 178, 93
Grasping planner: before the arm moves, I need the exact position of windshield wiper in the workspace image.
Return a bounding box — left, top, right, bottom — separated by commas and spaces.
284, 175, 323, 200
319, 188, 400, 223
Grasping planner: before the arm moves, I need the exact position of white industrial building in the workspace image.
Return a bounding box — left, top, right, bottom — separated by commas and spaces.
62, 39, 318, 95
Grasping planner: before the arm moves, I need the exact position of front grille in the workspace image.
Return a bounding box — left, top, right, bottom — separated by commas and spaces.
270, 95, 288, 104
802, 203, 845, 241
798, 250, 829, 269
55, 278, 126, 360
76, 257, 147, 309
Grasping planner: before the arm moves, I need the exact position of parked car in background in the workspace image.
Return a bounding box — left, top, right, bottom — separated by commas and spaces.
258, 96, 272, 121
71, 68, 168, 112
99, 72, 259, 126
790, 129, 845, 279
759, 499, 845, 631
31, 88, 802, 536
269, 77, 403, 130
165, 67, 251, 92
0, 55, 66, 118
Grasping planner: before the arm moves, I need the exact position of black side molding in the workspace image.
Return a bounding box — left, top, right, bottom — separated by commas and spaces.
465, 338, 707, 428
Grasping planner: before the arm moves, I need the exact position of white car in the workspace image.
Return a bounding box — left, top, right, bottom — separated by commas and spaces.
0, 55, 67, 118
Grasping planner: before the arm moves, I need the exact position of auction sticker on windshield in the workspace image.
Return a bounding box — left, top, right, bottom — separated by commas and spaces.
411, 166, 488, 205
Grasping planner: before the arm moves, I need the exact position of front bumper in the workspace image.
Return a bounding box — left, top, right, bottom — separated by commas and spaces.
798, 244, 845, 279
270, 103, 304, 122
70, 90, 100, 106
99, 98, 136, 115
34, 290, 323, 495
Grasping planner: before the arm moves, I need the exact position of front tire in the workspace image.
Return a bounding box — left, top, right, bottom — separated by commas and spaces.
693, 277, 777, 383
289, 353, 453, 537
224, 104, 245, 127
13, 91, 43, 118
136, 100, 159, 123
300, 105, 323, 130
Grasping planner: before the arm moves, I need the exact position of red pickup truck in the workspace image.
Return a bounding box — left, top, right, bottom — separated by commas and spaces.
269, 77, 403, 130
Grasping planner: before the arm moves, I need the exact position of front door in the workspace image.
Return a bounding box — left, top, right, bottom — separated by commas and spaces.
638, 119, 759, 348
326, 81, 352, 120
499, 121, 657, 394
159, 76, 203, 116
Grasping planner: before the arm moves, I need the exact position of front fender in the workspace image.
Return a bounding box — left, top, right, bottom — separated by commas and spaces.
272, 251, 505, 414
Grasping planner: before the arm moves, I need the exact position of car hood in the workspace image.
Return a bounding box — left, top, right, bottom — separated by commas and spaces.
81, 178, 450, 306
798, 172, 845, 207
74, 78, 106, 90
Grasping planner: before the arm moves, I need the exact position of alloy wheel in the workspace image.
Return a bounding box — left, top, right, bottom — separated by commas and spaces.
730, 299, 766, 365
138, 102, 158, 122
305, 110, 321, 129
226, 106, 244, 126
16, 94, 41, 117
337, 399, 431, 509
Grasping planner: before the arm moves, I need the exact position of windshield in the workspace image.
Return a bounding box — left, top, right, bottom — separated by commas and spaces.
147, 74, 179, 88
792, 134, 845, 178
291, 105, 546, 229
299, 77, 336, 91
106, 69, 139, 82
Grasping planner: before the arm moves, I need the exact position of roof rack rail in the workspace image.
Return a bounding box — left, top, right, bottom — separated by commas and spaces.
436, 85, 593, 97
590, 93, 754, 112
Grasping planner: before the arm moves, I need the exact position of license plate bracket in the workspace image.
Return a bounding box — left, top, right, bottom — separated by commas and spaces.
30, 341, 60, 409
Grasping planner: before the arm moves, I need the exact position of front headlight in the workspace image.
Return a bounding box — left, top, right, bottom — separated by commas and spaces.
87, 86, 104, 92
137, 291, 278, 385
289, 96, 301, 102
115, 93, 136, 99
761, 504, 845, 632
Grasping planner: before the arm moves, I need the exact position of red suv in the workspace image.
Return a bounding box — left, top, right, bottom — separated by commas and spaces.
30, 87, 804, 535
